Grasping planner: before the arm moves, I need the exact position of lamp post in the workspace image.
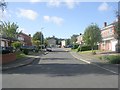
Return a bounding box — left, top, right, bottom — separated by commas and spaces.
40, 27, 44, 50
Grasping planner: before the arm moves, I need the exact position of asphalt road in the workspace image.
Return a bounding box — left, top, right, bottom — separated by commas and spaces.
2, 48, 118, 88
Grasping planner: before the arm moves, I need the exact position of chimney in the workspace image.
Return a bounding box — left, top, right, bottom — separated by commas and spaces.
29, 34, 31, 37
104, 22, 107, 27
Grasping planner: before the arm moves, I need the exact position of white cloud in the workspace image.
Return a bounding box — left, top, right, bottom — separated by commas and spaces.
29, 0, 41, 3
65, 0, 79, 9
47, 0, 61, 7
98, 2, 109, 11
43, 16, 64, 26
17, 9, 38, 20
47, 0, 79, 9
43, 16, 50, 22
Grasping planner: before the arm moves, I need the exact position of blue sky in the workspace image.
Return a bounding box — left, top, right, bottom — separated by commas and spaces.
1, 1, 118, 39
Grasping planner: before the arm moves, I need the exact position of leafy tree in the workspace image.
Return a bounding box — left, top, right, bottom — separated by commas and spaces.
1, 21, 19, 46
65, 39, 71, 46
114, 10, 120, 52
32, 39, 41, 49
32, 32, 44, 44
83, 24, 101, 52
44, 39, 48, 48
2, 22, 19, 37
70, 34, 79, 45
12, 41, 22, 50
0, 0, 7, 13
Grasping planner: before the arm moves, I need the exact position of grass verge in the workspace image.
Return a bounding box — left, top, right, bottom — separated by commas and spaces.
99, 55, 120, 64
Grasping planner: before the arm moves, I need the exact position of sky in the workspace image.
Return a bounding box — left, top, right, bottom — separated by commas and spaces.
0, 0, 119, 39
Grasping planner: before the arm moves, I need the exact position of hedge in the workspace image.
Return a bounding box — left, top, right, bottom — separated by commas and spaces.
77, 45, 98, 52
72, 44, 79, 49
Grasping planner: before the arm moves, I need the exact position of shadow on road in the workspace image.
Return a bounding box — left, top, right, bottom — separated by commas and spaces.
3, 63, 118, 76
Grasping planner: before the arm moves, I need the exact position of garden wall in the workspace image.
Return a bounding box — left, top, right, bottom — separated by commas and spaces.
0, 53, 16, 64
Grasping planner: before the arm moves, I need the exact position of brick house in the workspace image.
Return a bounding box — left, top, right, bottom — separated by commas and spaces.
18, 33, 32, 46
99, 22, 118, 51
1, 35, 18, 47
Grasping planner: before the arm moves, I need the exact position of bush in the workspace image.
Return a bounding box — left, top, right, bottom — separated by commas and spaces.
72, 44, 79, 49
100, 55, 120, 64
92, 51, 96, 55
12, 41, 22, 49
22, 49, 29, 55
78, 45, 98, 52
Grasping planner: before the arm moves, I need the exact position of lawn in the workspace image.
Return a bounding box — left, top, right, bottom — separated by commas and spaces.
16, 52, 27, 59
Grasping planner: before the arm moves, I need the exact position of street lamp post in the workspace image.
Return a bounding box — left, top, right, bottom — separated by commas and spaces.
40, 27, 44, 50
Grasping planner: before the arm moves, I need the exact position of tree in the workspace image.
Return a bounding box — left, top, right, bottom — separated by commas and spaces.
32, 40, 41, 49
70, 34, 79, 45
1, 21, 19, 46
44, 39, 48, 48
0, 0, 7, 13
114, 9, 120, 52
12, 41, 22, 50
32, 32, 44, 44
65, 39, 70, 46
83, 24, 101, 52
2, 22, 19, 37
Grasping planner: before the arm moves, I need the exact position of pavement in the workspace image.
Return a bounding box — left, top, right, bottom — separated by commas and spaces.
62, 48, 119, 74
2, 52, 42, 71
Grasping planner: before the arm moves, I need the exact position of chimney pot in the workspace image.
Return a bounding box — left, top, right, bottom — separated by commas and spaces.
104, 22, 107, 27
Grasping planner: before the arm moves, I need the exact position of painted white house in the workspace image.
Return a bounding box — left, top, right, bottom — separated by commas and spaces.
47, 38, 56, 47
76, 34, 84, 45
61, 40, 66, 48
99, 22, 118, 51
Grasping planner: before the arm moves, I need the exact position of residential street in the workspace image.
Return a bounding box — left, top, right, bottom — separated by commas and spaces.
2, 48, 118, 88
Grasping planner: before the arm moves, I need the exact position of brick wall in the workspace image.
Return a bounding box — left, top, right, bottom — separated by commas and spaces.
0, 53, 16, 64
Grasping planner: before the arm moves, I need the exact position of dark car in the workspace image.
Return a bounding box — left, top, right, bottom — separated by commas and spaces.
20, 46, 37, 51
0, 46, 13, 54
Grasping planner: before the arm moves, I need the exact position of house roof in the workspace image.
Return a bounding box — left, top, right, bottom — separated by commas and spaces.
0, 35, 18, 41
101, 21, 117, 31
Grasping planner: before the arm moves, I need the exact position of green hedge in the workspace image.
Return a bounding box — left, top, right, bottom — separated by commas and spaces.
100, 55, 120, 64
77, 45, 98, 52
22, 49, 29, 55
72, 44, 79, 49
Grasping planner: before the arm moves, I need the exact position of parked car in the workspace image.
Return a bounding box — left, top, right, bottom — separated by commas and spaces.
20, 46, 37, 51
0, 46, 13, 54
66, 45, 73, 48
46, 47, 52, 52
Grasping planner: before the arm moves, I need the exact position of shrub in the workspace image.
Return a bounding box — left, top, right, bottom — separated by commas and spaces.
101, 55, 120, 64
22, 49, 29, 55
80, 45, 91, 51
107, 55, 120, 64
92, 51, 96, 55
72, 44, 79, 49
79, 45, 98, 51
12, 41, 22, 49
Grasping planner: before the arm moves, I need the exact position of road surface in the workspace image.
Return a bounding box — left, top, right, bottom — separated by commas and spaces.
2, 48, 118, 88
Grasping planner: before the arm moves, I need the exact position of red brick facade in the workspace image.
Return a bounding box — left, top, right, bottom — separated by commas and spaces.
18, 33, 32, 46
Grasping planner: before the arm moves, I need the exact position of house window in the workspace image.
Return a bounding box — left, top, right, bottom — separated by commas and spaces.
109, 28, 112, 33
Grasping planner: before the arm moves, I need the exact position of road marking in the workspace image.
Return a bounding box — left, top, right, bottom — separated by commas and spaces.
70, 52, 118, 75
